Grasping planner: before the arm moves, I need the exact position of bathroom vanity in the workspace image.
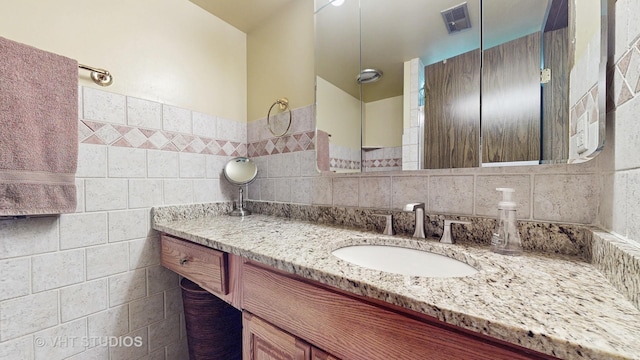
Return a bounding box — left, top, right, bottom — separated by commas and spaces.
154, 207, 640, 360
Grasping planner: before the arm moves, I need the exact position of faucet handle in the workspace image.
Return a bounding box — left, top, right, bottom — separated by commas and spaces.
441, 220, 471, 244
404, 202, 425, 211
374, 214, 395, 235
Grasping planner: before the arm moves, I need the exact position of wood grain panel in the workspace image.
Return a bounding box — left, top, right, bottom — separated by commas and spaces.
542, 27, 569, 161
311, 347, 340, 360
243, 263, 556, 360
482, 32, 541, 163
160, 234, 228, 295
424, 49, 481, 169
243, 312, 311, 360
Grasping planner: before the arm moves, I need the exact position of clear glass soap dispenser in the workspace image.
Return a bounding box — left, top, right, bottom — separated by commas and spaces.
490, 188, 523, 256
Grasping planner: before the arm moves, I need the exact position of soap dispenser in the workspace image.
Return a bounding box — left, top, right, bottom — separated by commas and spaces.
490, 188, 523, 256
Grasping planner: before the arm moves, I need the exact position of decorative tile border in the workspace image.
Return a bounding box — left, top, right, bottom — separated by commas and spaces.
363, 158, 402, 169
570, 85, 599, 136
246, 131, 315, 157
79, 119, 248, 156
330, 158, 361, 171
79, 117, 316, 158
608, 37, 640, 110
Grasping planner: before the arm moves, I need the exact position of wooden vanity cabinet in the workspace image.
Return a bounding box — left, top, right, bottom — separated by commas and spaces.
242, 262, 556, 360
160, 233, 556, 360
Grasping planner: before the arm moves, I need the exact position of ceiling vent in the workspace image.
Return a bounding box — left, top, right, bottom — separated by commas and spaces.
441, 2, 471, 34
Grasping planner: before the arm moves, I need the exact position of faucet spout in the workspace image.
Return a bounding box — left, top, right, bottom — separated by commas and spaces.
404, 203, 426, 238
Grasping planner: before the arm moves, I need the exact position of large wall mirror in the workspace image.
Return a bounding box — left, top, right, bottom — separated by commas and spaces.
314, 0, 606, 172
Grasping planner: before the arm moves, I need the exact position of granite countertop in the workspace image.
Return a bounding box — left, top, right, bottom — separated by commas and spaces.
153, 213, 640, 360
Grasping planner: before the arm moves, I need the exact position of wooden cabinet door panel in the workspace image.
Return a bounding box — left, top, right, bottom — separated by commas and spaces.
243, 312, 311, 360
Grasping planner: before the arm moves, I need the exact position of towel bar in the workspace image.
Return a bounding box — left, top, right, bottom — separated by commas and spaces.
78, 64, 113, 86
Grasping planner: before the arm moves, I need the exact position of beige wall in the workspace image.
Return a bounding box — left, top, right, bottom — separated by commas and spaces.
0, 0, 246, 121
247, 0, 315, 122
316, 77, 361, 149
363, 96, 403, 147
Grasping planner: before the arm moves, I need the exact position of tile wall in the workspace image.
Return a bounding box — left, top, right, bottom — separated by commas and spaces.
0, 86, 241, 360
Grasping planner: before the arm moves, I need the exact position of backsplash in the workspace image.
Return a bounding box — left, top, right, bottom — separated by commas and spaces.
244, 201, 593, 261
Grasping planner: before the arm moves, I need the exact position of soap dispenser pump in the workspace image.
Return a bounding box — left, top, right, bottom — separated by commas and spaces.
491, 188, 523, 256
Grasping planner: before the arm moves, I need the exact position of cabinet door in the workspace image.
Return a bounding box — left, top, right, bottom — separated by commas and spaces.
243, 312, 311, 360
311, 347, 340, 360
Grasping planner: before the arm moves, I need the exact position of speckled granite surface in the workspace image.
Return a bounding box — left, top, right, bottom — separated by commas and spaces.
245, 201, 593, 260
152, 204, 640, 360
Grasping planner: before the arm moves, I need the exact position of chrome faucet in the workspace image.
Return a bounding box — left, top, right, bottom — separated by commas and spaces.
374, 214, 395, 235
404, 203, 426, 238
440, 220, 471, 244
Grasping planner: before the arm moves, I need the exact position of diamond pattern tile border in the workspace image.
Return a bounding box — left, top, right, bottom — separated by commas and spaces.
80, 120, 316, 158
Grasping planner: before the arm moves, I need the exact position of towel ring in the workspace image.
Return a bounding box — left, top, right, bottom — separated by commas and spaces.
267, 98, 292, 137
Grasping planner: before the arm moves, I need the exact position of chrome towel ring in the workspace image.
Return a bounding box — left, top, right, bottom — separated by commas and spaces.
267, 98, 292, 137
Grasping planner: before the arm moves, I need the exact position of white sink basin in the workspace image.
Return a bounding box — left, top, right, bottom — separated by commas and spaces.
332, 245, 478, 278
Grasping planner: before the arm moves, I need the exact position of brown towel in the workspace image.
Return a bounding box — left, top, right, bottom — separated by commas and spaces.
0, 36, 78, 216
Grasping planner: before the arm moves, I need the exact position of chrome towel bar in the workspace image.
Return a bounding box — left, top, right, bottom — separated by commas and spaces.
78, 63, 113, 86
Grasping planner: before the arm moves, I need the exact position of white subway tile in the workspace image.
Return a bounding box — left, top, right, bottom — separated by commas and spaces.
359, 177, 392, 209
147, 265, 179, 295
148, 314, 180, 351
0, 336, 34, 360
108, 147, 147, 178
60, 212, 108, 250
290, 178, 312, 205
312, 177, 333, 205
75, 179, 85, 213
179, 153, 206, 178
129, 293, 164, 330
275, 178, 292, 202
85, 179, 128, 212
32, 250, 84, 292
533, 174, 598, 223
429, 176, 474, 215
192, 112, 217, 139
165, 287, 183, 317
129, 179, 163, 209
475, 175, 531, 218
148, 150, 179, 178
129, 237, 161, 270
166, 337, 189, 360
127, 97, 162, 129
66, 346, 109, 360
259, 178, 276, 201
77, 144, 107, 178
0, 217, 58, 259
392, 176, 428, 210
108, 269, 146, 306
108, 209, 149, 243
205, 155, 228, 179
87, 304, 129, 338
0, 258, 30, 301
332, 178, 359, 207
83, 87, 126, 124
163, 180, 193, 205
33, 319, 86, 360
0, 291, 58, 341
163, 105, 191, 133
86, 243, 129, 280
108, 327, 148, 360
193, 179, 216, 203
60, 279, 108, 322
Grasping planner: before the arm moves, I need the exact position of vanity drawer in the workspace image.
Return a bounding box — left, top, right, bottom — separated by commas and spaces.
160, 234, 228, 295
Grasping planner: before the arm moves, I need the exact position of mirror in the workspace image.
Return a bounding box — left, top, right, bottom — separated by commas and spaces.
314, 0, 606, 171
223, 157, 258, 216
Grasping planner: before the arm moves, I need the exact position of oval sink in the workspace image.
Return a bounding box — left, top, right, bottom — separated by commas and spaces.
332, 245, 478, 278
